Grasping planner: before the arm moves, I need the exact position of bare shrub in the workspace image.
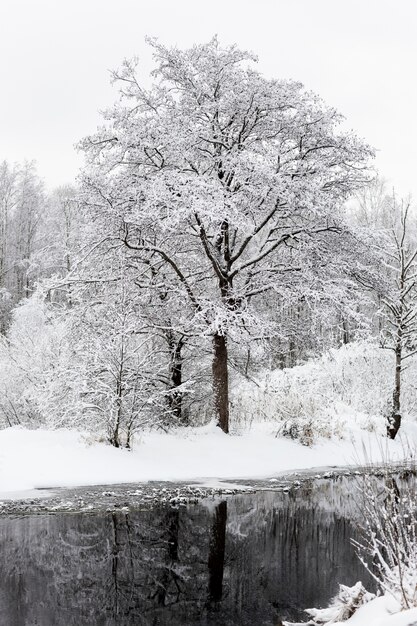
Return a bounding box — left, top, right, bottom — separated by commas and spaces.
353, 467, 417, 610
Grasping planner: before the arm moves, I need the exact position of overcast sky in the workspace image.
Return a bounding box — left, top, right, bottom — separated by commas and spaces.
0, 0, 416, 197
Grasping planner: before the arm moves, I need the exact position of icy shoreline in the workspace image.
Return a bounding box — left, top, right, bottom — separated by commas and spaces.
1, 421, 416, 502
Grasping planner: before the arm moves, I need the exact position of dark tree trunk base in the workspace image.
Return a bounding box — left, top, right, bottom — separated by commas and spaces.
212, 333, 229, 434
167, 334, 185, 424
387, 412, 401, 440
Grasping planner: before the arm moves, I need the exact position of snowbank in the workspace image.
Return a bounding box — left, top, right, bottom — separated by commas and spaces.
315, 594, 417, 626
1, 421, 416, 499
286, 587, 417, 626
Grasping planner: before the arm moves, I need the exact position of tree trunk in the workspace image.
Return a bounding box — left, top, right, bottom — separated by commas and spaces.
388, 345, 402, 440
341, 316, 349, 345
110, 356, 124, 448
109, 395, 122, 448
212, 333, 229, 434
167, 335, 186, 425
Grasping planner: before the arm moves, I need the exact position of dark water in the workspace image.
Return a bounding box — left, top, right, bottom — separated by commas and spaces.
0, 477, 374, 626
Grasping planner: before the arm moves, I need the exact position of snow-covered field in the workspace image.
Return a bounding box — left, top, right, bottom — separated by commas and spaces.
1, 420, 416, 499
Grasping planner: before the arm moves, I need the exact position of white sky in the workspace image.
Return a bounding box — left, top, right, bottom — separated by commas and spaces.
0, 0, 416, 196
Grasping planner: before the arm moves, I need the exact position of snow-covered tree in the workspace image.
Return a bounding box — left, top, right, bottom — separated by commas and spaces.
0, 162, 18, 286
378, 199, 417, 439
349, 182, 417, 439
69, 255, 167, 447
0, 296, 71, 427
9, 161, 45, 301
37, 185, 83, 299
0, 161, 19, 332
79, 38, 374, 433
0, 160, 46, 331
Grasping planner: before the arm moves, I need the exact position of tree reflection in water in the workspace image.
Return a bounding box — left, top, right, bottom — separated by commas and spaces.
0, 477, 375, 625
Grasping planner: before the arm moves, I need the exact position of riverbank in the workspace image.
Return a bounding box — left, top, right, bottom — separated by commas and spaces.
1, 420, 416, 501
286, 592, 417, 626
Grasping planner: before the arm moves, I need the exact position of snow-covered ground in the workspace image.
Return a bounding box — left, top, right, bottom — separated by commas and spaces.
288, 593, 417, 626
2, 341, 417, 501
1, 420, 416, 499
341, 596, 417, 626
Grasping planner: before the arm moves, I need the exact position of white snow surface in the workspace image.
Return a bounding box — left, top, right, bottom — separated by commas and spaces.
286, 591, 417, 626
319, 594, 417, 626
1, 420, 416, 499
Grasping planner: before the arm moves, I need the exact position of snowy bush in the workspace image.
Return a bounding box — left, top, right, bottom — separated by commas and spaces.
0, 293, 181, 442
0, 296, 80, 428
353, 471, 417, 610
230, 341, 417, 442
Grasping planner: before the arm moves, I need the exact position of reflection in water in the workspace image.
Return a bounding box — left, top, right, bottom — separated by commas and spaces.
0, 477, 375, 625
208, 501, 227, 605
